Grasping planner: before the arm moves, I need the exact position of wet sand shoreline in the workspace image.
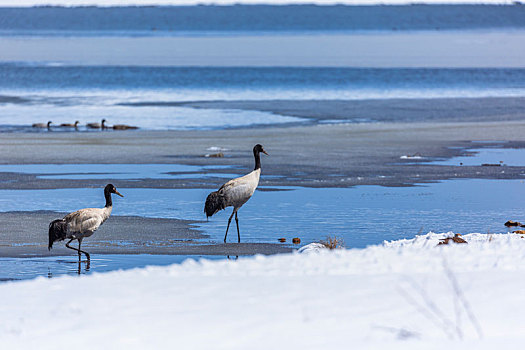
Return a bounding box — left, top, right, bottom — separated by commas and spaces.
0, 211, 292, 258
0, 120, 524, 189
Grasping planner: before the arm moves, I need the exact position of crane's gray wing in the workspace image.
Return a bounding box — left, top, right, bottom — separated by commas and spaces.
64, 208, 105, 233
220, 180, 256, 205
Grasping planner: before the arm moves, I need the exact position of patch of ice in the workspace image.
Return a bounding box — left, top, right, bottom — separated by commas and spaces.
206, 146, 229, 152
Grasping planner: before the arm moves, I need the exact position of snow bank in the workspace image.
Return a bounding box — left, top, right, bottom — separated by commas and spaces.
1, 232, 525, 349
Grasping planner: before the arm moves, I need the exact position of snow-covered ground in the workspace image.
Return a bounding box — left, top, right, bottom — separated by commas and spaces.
1, 232, 525, 349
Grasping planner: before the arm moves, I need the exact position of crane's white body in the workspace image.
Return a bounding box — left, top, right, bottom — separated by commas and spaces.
63, 206, 112, 239
219, 168, 261, 211
205, 144, 267, 243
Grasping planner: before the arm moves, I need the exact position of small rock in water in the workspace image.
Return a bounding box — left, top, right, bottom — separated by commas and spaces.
204, 153, 224, 158
292, 238, 301, 244
505, 220, 522, 227
278, 238, 286, 243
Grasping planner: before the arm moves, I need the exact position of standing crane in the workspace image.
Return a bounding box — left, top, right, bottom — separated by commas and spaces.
204, 144, 268, 243
48, 184, 124, 261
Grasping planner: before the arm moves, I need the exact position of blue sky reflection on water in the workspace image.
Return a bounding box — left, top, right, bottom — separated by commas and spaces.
0, 254, 225, 282
0, 179, 522, 247
431, 148, 525, 167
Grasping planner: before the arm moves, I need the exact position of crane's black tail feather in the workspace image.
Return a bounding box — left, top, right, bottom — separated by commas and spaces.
48, 219, 68, 250
204, 191, 227, 218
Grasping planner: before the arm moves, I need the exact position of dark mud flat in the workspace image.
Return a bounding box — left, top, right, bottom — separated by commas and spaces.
1, 123, 525, 189
0, 211, 292, 258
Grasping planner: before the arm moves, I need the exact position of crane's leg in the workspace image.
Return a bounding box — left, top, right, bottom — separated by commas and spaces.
224, 211, 236, 243
235, 212, 240, 243
77, 238, 90, 261
65, 239, 81, 260
65, 238, 90, 261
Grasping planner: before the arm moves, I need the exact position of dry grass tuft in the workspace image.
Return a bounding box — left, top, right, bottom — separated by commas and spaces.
320, 236, 345, 249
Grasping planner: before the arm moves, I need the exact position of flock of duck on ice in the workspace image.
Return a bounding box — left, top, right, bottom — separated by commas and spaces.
47, 144, 269, 262
32, 119, 138, 130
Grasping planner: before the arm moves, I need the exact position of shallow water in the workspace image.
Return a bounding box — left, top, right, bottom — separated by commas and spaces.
1, 178, 523, 281
432, 148, 525, 167
0, 254, 225, 281
0, 179, 522, 247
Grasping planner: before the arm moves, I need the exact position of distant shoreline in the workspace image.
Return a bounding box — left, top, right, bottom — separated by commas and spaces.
1, 4, 524, 34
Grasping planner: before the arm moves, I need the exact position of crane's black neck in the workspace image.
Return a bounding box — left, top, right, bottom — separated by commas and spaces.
254, 149, 261, 170
104, 188, 113, 208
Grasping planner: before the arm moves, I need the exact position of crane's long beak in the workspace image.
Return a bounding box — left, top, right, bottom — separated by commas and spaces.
115, 191, 124, 197
262, 150, 269, 156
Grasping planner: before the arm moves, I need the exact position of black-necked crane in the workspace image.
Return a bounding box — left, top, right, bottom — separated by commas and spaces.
204, 144, 268, 243
60, 121, 80, 130
32, 121, 52, 130
48, 184, 124, 261
87, 119, 106, 129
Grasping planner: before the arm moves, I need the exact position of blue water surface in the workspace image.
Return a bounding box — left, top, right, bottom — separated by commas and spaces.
0, 5, 524, 35
0, 180, 522, 247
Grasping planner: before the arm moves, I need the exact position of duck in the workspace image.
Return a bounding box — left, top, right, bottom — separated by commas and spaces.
60, 121, 80, 130
204, 144, 268, 243
86, 119, 106, 129
32, 121, 52, 130
112, 124, 139, 130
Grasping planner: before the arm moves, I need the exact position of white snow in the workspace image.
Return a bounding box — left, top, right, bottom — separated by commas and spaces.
400, 155, 424, 160
1, 232, 525, 349
297, 241, 329, 253
206, 146, 229, 152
